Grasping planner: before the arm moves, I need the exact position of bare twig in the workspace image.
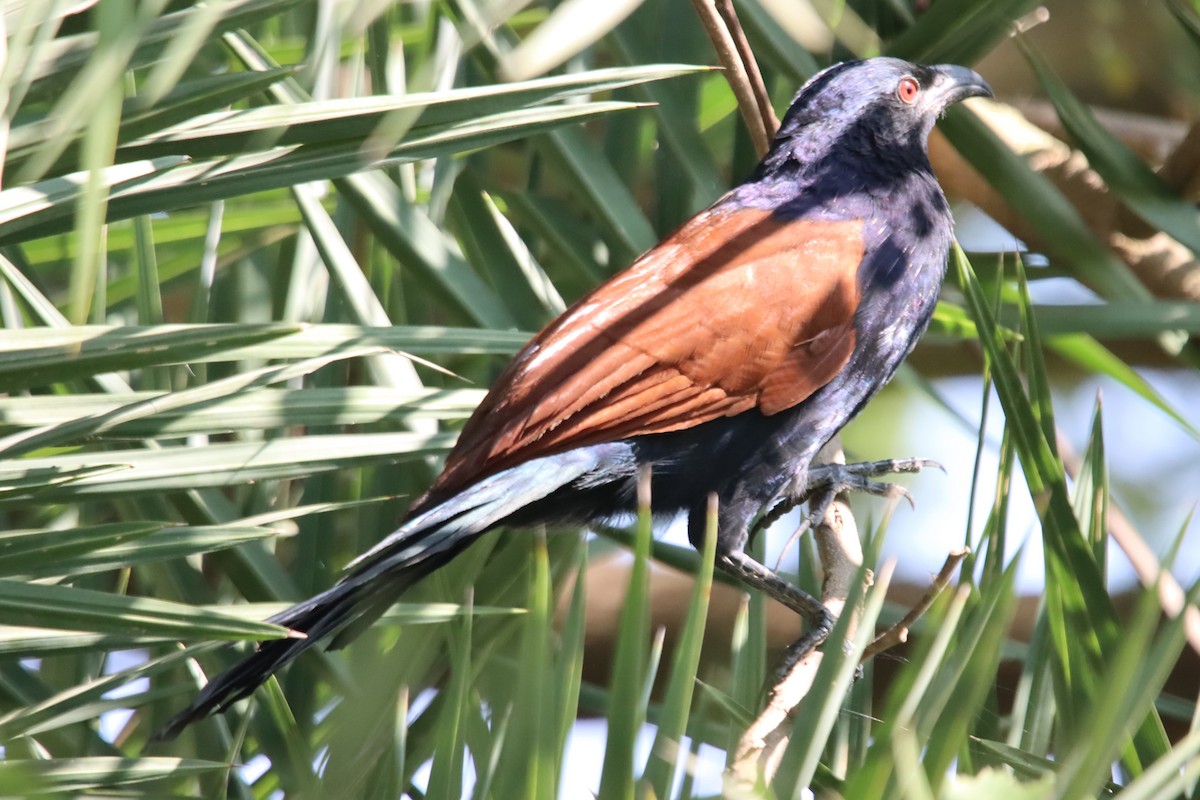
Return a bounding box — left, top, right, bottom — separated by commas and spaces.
862, 547, 969, 661
714, 0, 779, 137
689, 0, 773, 155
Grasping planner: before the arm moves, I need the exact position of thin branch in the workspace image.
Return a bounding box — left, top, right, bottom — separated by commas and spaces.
714, 0, 779, 137
862, 547, 969, 661
689, 0, 772, 156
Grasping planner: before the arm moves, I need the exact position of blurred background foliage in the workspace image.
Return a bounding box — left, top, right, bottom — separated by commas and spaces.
1, 0, 1200, 797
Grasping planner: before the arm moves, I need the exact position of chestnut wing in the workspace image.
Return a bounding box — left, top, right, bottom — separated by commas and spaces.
429, 206, 866, 499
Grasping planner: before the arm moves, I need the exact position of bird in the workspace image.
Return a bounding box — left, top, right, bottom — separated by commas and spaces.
153, 57, 992, 741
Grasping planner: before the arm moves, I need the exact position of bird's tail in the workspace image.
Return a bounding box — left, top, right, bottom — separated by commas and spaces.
151, 452, 600, 742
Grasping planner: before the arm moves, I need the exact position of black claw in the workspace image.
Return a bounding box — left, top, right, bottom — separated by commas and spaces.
750, 497, 798, 541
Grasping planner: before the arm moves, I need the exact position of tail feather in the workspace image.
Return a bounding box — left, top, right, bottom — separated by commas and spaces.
152, 452, 599, 742
150, 552, 422, 743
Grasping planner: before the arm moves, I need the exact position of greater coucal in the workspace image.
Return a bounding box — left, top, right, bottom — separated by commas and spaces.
155, 57, 992, 740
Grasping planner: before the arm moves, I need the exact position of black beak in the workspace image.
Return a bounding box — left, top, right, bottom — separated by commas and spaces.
926, 64, 993, 110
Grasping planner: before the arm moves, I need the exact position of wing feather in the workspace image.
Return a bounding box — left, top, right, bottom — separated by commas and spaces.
426, 204, 866, 501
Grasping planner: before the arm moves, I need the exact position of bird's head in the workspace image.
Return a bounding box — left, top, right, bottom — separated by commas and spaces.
762, 58, 992, 179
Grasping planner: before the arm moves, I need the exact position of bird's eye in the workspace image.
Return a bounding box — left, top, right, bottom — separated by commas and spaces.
896, 76, 920, 104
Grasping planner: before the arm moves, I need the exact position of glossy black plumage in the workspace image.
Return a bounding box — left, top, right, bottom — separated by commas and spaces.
154, 57, 992, 741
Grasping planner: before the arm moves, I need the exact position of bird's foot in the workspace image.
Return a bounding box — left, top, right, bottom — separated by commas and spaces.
728, 459, 940, 670
804, 456, 942, 508
750, 457, 939, 545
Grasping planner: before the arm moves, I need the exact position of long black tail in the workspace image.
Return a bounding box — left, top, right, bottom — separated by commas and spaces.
150, 525, 457, 742
151, 452, 600, 742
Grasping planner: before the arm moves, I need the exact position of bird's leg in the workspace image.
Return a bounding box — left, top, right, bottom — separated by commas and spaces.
715, 549, 834, 669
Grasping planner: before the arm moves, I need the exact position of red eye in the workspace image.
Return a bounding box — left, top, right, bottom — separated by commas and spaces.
896, 76, 920, 104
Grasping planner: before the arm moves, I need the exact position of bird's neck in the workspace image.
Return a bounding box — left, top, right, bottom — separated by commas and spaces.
735, 147, 939, 224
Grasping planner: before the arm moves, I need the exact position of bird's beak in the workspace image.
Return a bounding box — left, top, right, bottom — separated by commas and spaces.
926, 64, 993, 110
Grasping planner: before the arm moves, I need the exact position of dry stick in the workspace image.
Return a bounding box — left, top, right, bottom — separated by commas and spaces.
689, 0, 773, 156
735, 486, 963, 784
714, 0, 779, 136
759, 488, 874, 780
862, 548, 970, 660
